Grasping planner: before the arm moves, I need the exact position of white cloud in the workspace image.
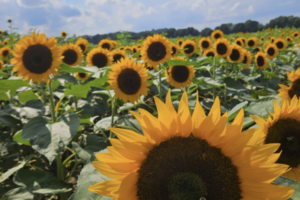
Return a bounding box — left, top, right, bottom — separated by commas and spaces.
248, 5, 254, 14
160, 1, 173, 8
230, 2, 240, 12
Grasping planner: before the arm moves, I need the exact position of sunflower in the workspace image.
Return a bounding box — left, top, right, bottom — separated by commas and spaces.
75, 38, 89, 53
274, 38, 287, 51
136, 44, 142, 50
75, 72, 89, 81
3, 40, 8, 46
99, 39, 113, 51
198, 37, 212, 51
61, 31, 68, 38
253, 47, 262, 53
292, 31, 299, 38
214, 38, 232, 58
251, 96, 300, 182
143, 61, 158, 70
261, 36, 265, 41
241, 49, 252, 66
203, 49, 215, 57
124, 46, 132, 54
263, 41, 271, 49
107, 57, 150, 104
177, 39, 183, 47
86, 48, 113, 69
111, 50, 126, 63
132, 46, 138, 54
141, 34, 172, 66
227, 44, 244, 63
181, 40, 197, 56
211, 29, 223, 41
119, 46, 125, 51
286, 36, 294, 43
170, 43, 179, 57
265, 44, 278, 59
234, 38, 244, 47
0, 30, 3, 34
270, 37, 277, 43
0, 59, 4, 70
278, 68, 300, 102
0, 46, 11, 58
240, 37, 246, 44
10, 32, 62, 84
165, 57, 195, 89
246, 37, 258, 48
88, 90, 294, 199
254, 52, 268, 70
60, 43, 83, 66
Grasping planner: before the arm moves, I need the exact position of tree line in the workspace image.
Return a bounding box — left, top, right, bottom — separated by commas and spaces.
82, 15, 300, 44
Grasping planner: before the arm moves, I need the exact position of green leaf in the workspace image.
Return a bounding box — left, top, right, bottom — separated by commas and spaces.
167, 59, 199, 67
13, 131, 30, 146
228, 101, 248, 122
244, 97, 276, 117
0, 79, 31, 93
196, 77, 223, 87
0, 160, 26, 183
85, 76, 108, 88
0, 110, 21, 127
117, 117, 143, 135
71, 142, 91, 164
242, 116, 255, 129
64, 85, 90, 98
0, 92, 9, 100
69, 150, 113, 200
17, 90, 39, 103
94, 116, 119, 133
58, 63, 91, 73
21, 113, 80, 163
1, 187, 33, 200
273, 176, 300, 199
223, 77, 247, 92
13, 169, 72, 194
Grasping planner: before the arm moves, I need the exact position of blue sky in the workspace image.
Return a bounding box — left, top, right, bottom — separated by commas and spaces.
0, 0, 299, 37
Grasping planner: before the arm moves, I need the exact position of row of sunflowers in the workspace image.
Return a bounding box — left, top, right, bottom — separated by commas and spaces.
0, 27, 300, 199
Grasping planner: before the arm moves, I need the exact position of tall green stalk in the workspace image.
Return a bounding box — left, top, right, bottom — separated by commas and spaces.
212, 56, 216, 100
158, 64, 162, 100
110, 97, 116, 138
48, 80, 67, 200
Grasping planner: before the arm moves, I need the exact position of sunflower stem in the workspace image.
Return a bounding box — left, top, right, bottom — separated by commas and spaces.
158, 65, 162, 100
40, 82, 47, 104
49, 80, 67, 200
212, 56, 216, 100
223, 84, 227, 105
74, 96, 78, 111
110, 97, 116, 138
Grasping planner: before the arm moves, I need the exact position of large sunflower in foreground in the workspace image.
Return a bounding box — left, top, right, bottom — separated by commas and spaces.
0, 46, 11, 58
251, 96, 300, 182
60, 43, 83, 66
278, 68, 300, 102
10, 32, 62, 84
214, 38, 232, 58
75, 38, 89, 53
88, 91, 294, 199
181, 40, 197, 56
255, 52, 268, 70
211, 29, 223, 41
86, 48, 113, 69
141, 34, 172, 66
165, 57, 195, 88
107, 57, 150, 104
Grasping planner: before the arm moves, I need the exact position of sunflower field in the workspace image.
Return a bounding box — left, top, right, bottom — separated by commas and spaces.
1, 26, 300, 200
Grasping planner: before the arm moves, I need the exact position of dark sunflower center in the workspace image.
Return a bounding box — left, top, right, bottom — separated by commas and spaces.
267, 48, 275, 56
179, 41, 182, 46
22, 44, 53, 74
216, 43, 227, 55
171, 47, 177, 56
248, 40, 254, 47
137, 136, 242, 200
236, 41, 242, 46
62, 33, 66, 37
62, 49, 78, 65
242, 55, 247, 64
266, 118, 300, 168
202, 41, 209, 48
171, 65, 189, 83
113, 54, 124, 63
133, 48, 137, 53
288, 78, 300, 99
102, 43, 110, 50
184, 44, 194, 54
261, 38, 264, 41
294, 33, 299, 37
287, 38, 291, 42
147, 42, 167, 61
276, 41, 284, 49
206, 52, 214, 57
79, 44, 86, 52
91, 53, 108, 68
117, 68, 141, 95
2, 50, 9, 57
256, 56, 264, 67
214, 33, 221, 39
230, 49, 241, 61
168, 172, 207, 200
78, 73, 87, 78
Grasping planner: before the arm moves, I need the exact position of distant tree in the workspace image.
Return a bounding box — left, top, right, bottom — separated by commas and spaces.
200, 28, 213, 37
232, 23, 246, 33
244, 20, 259, 32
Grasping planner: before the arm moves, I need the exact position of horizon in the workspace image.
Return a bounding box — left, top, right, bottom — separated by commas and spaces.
0, 0, 300, 37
